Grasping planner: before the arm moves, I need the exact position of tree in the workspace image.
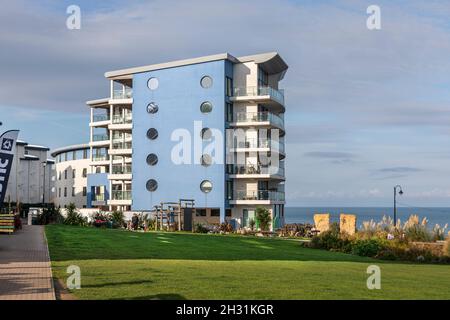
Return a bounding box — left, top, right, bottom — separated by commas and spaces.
255, 207, 271, 231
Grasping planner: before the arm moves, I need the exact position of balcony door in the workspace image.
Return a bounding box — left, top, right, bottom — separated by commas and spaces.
242, 209, 255, 228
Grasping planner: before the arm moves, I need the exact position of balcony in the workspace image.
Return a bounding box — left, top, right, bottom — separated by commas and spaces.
232, 86, 285, 107
92, 134, 109, 142
231, 138, 285, 154
109, 141, 132, 156
231, 112, 284, 130
92, 155, 109, 162
91, 193, 106, 206
108, 190, 132, 206
92, 114, 110, 122
230, 190, 285, 204
109, 164, 132, 180
112, 88, 133, 100
112, 114, 132, 124
227, 165, 285, 179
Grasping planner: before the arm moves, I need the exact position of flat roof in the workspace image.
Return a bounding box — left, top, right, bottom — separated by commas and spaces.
105, 52, 288, 79
25, 144, 50, 151
50, 143, 90, 157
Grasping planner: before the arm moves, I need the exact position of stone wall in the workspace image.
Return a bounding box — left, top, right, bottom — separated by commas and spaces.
313, 213, 330, 233
340, 214, 357, 235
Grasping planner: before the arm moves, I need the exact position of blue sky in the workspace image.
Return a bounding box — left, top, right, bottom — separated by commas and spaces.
1, 0, 450, 206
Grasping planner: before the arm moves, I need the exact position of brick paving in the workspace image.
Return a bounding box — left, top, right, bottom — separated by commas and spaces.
0, 224, 55, 300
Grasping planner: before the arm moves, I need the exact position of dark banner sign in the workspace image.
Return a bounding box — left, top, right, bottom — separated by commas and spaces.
0, 130, 19, 204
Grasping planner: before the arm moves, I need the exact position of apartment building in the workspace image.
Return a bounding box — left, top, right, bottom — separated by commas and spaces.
51, 144, 91, 208
4, 140, 55, 205
86, 52, 287, 230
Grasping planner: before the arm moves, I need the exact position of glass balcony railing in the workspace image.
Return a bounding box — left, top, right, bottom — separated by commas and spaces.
112, 88, 133, 99
92, 155, 109, 162
111, 164, 132, 175
227, 165, 285, 176
92, 114, 110, 122
112, 133, 132, 142
112, 190, 132, 200
112, 141, 132, 150
233, 86, 284, 105
233, 190, 285, 201
93, 193, 105, 201
233, 138, 284, 151
234, 112, 284, 128
92, 134, 109, 142
112, 114, 133, 124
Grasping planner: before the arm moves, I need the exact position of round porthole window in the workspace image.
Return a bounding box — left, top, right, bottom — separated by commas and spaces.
201, 154, 212, 167
146, 179, 158, 192
200, 76, 213, 89
147, 77, 159, 90
200, 128, 212, 140
200, 180, 213, 193
147, 102, 158, 114
200, 101, 213, 114
146, 153, 158, 166
147, 128, 158, 140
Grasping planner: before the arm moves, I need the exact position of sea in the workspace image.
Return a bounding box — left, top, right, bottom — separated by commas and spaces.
285, 207, 450, 229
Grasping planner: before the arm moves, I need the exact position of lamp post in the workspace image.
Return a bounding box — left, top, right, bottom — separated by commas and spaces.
393, 185, 403, 227
42, 161, 47, 206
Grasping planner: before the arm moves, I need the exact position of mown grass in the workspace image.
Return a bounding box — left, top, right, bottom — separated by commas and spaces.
46, 225, 450, 300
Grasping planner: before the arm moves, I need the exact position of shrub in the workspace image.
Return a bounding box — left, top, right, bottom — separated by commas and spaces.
249, 219, 256, 231
351, 239, 386, 257
64, 203, 88, 226
193, 223, 209, 233
110, 211, 125, 229
404, 224, 432, 242
255, 207, 271, 231
36, 207, 63, 225
432, 224, 448, 241
219, 222, 233, 233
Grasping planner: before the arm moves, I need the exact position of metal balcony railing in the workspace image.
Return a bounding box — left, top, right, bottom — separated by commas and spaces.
92, 134, 109, 142
234, 112, 284, 128
112, 114, 133, 124
111, 164, 132, 175
233, 190, 285, 201
92, 114, 110, 122
111, 190, 132, 200
233, 86, 284, 105
227, 165, 285, 176
112, 88, 133, 99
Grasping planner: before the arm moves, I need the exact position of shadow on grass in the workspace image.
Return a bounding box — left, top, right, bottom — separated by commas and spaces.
125, 293, 186, 300
81, 279, 154, 288
45, 225, 381, 264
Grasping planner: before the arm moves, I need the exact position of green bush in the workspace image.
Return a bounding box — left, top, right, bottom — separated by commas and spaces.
194, 223, 209, 233
110, 211, 125, 228
255, 207, 271, 231
64, 203, 88, 226
351, 239, 386, 257
36, 207, 63, 225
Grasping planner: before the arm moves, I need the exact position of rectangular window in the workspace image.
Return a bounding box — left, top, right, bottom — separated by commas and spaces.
258, 67, 268, 87
58, 172, 61, 180
226, 180, 233, 200
72, 187, 75, 197
196, 209, 207, 217
83, 149, 88, 159
72, 151, 77, 161
226, 102, 233, 122
225, 209, 231, 217
64, 170, 67, 179
211, 209, 220, 217
82, 168, 87, 178
82, 187, 87, 196
64, 187, 67, 197
64, 153, 67, 161
225, 77, 233, 97
72, 169, 76, 179
58, 188, 61, 197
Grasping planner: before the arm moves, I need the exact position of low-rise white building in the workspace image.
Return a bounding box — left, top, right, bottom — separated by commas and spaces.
4, 140, 55, 205
51, 144, 90, 208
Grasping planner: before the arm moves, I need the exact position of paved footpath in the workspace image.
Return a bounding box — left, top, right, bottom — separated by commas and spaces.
0, 224, 55, 300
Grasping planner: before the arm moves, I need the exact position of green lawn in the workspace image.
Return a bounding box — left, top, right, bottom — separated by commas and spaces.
45, 225, 450, 300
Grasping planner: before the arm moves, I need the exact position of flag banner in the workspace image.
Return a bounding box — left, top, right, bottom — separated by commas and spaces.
0, 130, 20, 204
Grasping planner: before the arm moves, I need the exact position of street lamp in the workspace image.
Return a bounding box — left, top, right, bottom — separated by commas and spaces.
393, 185, 403, 227
42, 161, 47, 206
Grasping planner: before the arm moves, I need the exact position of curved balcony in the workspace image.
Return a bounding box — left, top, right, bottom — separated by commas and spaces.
231, 86, 285, 108
230, 112, 284, 131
